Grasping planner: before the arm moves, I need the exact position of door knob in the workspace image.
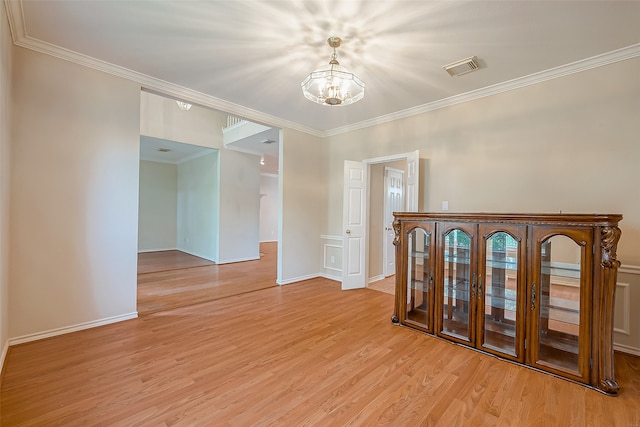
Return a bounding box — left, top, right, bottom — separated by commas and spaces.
346, 229, 351, 234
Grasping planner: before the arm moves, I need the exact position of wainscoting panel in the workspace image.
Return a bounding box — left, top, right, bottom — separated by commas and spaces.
614, 282, 631, 336
613, 265, 640, 356
321, 235, 343, 281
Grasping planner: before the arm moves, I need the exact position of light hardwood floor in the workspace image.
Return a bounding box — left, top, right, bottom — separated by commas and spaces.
2, 250, 639, 425
368, 275, 395, 295
137, 242, 278, 314
137, 250, 216, 275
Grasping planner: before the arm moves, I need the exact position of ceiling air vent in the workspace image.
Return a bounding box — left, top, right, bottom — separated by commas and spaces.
443, 56, 480, 77
262, 139, 276, 144
157, 148, 171, 152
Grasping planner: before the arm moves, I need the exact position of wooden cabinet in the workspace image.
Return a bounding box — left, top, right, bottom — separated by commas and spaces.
392, 213, 623, 395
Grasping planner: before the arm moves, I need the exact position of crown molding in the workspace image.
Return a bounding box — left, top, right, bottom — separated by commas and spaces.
6, 1, 640, 139
323, 43, 640, 137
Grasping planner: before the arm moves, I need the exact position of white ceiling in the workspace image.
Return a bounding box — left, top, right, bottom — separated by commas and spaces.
140, 135, 216, 164
7, 1, 640, 135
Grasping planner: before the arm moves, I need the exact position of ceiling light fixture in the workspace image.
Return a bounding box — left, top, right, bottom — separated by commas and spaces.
301, 36, 365, 106
176, 101, 193, 111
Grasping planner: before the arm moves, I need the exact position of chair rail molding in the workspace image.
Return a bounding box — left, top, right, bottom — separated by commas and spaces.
619, 264, 640, 275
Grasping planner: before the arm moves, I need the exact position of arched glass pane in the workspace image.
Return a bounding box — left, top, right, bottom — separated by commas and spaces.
538, 235, 582, 372
406, 228, 431, 328
483, 232, 519, 355
442, 229, 471, 339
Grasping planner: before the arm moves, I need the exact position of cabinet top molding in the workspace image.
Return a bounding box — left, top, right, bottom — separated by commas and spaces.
393, 212, 622, 226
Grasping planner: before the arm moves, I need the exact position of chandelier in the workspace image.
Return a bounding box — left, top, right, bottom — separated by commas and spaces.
176, 101, 192, 111
301, 36, 365, 106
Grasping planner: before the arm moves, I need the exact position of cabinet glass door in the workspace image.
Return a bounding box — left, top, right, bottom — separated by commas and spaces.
477, 225, 526, 361
439, 224, 475, 343
405, 226, 434, 331
529, 228, 592, 381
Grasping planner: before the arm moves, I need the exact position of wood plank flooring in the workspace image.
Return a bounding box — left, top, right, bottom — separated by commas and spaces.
137, 250, 215, 275
2, 256, 640, 425
368, 275, 395, 295
137, 242, 277, 315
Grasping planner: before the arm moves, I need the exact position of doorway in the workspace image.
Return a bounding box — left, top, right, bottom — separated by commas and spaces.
341, 151, 420, 291
366, 163, 406, 295
136, 135, 279, 314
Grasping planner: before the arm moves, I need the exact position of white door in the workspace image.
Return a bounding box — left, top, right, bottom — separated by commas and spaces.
384, 167, 404, 277
342, 160, 367, 290
406, 150, 419, 212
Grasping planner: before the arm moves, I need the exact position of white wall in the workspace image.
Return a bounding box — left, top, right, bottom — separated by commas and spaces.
0, 2, 13, 365
138, 160, 178, 251
140, 92, 224, 150
10, 47, 140, 340
218, 149, 260, 263
177, 151, 219, 261
260, 174, 278, 242
324, 56, 640, 353
279, 128, 327, 284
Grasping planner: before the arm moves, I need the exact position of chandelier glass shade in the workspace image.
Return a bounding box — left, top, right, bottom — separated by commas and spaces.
176, 101, 192, 111
301, 37, 365, 106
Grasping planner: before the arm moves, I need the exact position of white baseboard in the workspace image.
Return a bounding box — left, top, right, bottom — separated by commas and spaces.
1, 339, 8, 375
259, 240, 278, 243
138, 247, 177, 253
217, 255, 260, 265
614, 343, 640, 357
280, 273, 387, 285
8, 312, 138, 346
277, 273, 322, 285
368, 275, 385, 284
319, 273, 341, 283
278, 273, 345, 285
175, 248, 216, 263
